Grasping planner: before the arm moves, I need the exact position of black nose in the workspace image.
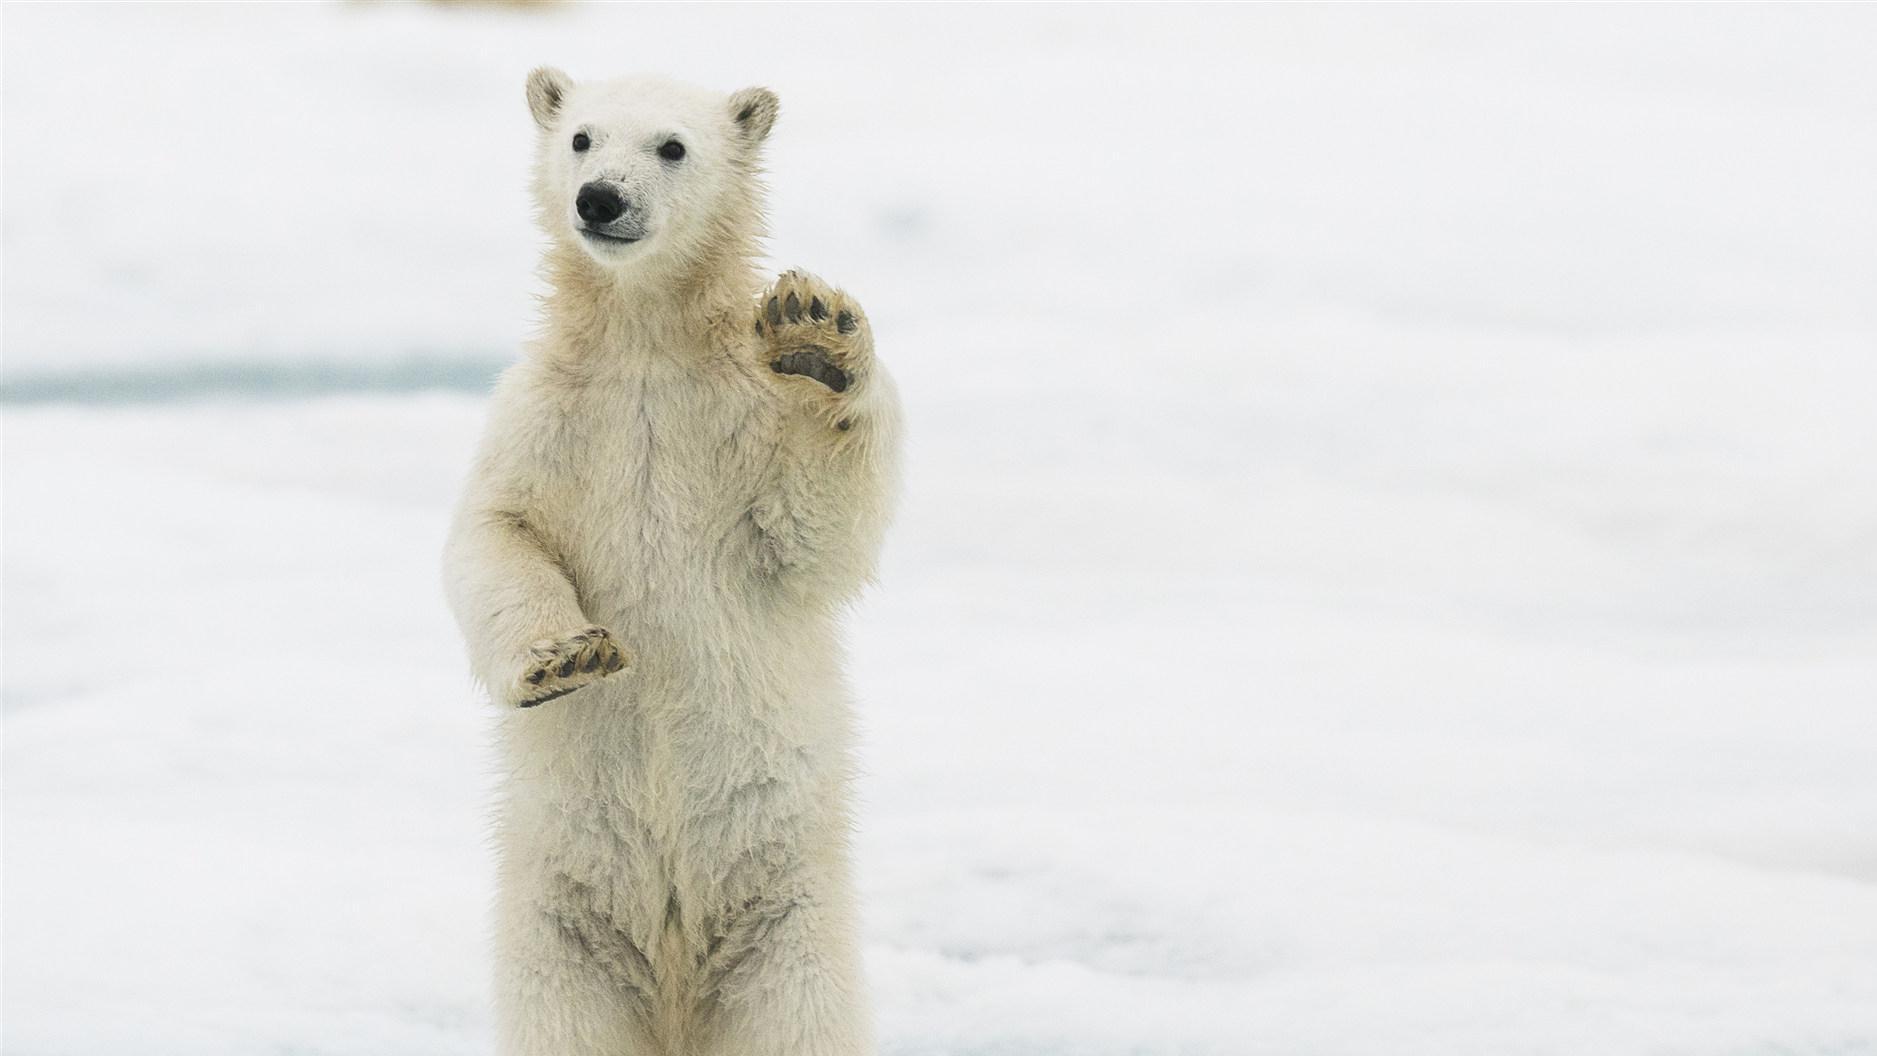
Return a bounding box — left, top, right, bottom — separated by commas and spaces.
576, 183, 626, 225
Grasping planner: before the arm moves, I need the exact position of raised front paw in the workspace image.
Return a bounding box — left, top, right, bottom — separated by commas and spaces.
755, 270, 872, 399
511, 625, 629, 709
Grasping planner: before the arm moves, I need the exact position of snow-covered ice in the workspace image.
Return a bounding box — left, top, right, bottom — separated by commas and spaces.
5, 4, 1877, 1054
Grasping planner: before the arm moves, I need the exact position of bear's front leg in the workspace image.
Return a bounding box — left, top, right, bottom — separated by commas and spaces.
443, 505, 633, 710
513, 626, 629, 708
748, 271, 902, 601
755, 269, 876, 429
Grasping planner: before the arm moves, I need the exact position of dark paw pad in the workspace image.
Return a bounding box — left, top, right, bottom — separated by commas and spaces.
771, 346, 850, 393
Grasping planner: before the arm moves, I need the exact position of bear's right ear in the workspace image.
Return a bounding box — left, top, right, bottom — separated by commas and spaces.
728, 87, 779, 145
526, 67, 574, 131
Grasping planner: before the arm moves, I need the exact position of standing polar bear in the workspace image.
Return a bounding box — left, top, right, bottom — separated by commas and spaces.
444, 69, 900, 1056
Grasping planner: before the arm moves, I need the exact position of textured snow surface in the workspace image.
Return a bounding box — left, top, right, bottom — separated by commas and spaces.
5, 4, 1877, 1055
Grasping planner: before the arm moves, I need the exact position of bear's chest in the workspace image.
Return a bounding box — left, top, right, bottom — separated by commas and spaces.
545, 357, 780, 606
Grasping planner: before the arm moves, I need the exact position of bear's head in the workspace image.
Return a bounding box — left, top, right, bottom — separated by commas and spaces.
524, 69, 777, 272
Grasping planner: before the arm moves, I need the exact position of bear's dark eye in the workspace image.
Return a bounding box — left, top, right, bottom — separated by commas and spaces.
658, 139, 686, 162
571, 132, 590, 153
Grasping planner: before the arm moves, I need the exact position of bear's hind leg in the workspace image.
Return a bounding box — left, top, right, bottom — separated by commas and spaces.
696, 883, 869, 1056
495, 898, 658, 1056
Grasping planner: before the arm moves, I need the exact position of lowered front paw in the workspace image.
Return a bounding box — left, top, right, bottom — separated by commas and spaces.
509, 625, 629, 708
755, 270, 871, 399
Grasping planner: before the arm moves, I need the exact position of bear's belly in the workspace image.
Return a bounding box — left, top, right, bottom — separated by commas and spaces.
496, 519, 853, 955
494, 364, 852, 966
497, 666, 852, 983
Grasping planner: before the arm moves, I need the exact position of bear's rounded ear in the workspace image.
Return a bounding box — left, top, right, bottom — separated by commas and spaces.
526, 67, 574, 131
728, 87, 779, 144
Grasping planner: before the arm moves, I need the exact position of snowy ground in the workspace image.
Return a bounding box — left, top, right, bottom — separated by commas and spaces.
6, 4, 1877, 1055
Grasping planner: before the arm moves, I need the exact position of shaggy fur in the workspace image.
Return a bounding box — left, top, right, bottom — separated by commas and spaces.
443, 70, 900, 1056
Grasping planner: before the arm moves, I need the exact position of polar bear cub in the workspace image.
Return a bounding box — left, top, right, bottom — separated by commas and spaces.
443, 69, 900, 1056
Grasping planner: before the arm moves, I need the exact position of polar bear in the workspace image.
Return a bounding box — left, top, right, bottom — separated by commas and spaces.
443, 69, 900, 1056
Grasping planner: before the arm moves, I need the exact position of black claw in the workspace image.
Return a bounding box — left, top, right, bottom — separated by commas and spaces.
783, 292, 801, 322
765, 297, 782, 326
557, 658, 576, 678
526, 668, 547, 685
518, 684, 580, 709
836, 311, 857, 334
581, 652, 601, 673
809, 297, 829, 321
836, 418, 852, 431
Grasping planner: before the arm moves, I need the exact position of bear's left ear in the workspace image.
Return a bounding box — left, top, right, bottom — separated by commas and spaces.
728, 87, 779, 144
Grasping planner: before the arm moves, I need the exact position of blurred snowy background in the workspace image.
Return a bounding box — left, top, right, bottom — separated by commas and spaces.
5, 3, 1877, 1054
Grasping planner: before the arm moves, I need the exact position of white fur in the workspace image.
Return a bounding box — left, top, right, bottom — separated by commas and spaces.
443, 71, 900, 1056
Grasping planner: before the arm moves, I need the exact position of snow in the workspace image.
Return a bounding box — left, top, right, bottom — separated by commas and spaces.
5, 3, 1877, 1054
